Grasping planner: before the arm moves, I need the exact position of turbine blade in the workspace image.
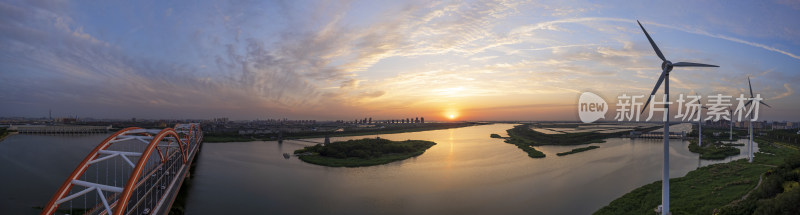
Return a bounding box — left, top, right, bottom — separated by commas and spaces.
672, 62, 719, 67
748, 77, 754, 98
760, 101, 771, 108
640, 69, 667, 114
637, 20, 666, 62
696, 93, 703, 106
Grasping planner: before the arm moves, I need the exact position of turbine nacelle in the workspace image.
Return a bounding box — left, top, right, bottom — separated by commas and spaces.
661, 61, 673, 72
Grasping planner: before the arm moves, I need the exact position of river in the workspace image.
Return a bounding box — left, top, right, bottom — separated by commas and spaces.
0, 123, 757, 214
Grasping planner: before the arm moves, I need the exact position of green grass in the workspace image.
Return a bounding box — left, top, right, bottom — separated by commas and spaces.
595, 159, 771, 215
595, 136, 800, 215
753, 138, 798, 166
556, 145, 599, 156
501, 124, 658, 159
688, 140, 740, 160
295, 138, 436, 167
715, 141, 800, 215
505, 125, 608, 146
503, 127, 546, 158
504, 124, 660, 146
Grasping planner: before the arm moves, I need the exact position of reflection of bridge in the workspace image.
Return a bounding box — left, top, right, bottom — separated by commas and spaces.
41, 123, 202, 215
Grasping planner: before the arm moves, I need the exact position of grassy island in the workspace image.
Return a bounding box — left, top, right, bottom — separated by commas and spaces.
557, 146, 600, 156
502, 124, 659, 159
688, 140, 741, 160
294, 138, 436, 167
595, 136, 800, 215
504, 128, 546, 158
505, 124, 647, 146
490, 133, 502, 138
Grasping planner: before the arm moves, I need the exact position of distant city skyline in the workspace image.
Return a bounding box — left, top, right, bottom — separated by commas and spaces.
1, 0, 799, 121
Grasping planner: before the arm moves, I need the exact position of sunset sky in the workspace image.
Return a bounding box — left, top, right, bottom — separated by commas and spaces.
1, 0, 799, 121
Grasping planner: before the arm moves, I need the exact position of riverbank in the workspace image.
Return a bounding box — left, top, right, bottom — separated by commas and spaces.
294, 138, 436, 167
0, 128, 13, 143
595, 136, 800, 214
204, 122, 477, 143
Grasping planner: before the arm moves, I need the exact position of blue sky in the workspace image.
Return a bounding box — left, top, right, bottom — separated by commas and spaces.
1, 0, 799, 121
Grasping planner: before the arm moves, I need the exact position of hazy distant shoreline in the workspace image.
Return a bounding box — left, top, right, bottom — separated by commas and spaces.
203, 122, 481, 143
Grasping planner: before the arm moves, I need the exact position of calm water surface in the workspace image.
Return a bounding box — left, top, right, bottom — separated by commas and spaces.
0, 134, 106, 214
183, 123, 756, 215
0, 124, 758, 215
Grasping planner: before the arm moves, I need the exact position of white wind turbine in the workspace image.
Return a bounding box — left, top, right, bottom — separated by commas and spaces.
695, 94, 708, 147
637, 20, 719, 215
729, 109, 734, 140
744, 76, 770, 163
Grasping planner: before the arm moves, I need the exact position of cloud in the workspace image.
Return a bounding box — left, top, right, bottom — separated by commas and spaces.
521, 44, 599, 51
3, 0, 521, 119
359, 90, 385, 99
339, 79, 361, 89
519, 17, 800, 61
469, 55, 499, 61
0, 1, 308, 118
769, 83, 794, 100
2, 1, 797, 120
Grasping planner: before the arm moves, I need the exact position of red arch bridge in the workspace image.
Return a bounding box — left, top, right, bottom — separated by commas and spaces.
41, 123, 203, 215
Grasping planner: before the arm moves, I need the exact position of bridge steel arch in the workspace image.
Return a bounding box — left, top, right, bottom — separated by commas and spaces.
41, 123, 203, 215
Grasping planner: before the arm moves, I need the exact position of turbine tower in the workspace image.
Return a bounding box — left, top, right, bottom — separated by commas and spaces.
696, 94, 708, 147
728, 109, 734, 140
744, 77, 770, 163
637, 20, 719, 215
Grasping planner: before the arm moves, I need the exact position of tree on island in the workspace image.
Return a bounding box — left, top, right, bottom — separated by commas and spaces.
294, 138, 437, 167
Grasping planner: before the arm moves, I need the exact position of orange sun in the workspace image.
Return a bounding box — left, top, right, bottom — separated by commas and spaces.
444, 110, 459, 120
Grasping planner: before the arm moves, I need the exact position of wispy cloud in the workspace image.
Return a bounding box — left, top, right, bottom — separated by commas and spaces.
769, 83, 794, 100
520, 17, 800, 61
1, 1, 798, 120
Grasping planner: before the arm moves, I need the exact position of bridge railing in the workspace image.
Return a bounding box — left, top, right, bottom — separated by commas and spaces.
41, 123, 202, 215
